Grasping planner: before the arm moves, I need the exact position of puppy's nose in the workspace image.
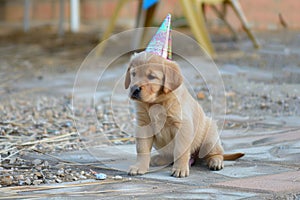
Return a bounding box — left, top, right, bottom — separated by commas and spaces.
130, 85, 141, 99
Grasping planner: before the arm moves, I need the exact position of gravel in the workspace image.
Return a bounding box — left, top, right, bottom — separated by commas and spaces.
0, 96, 133, 187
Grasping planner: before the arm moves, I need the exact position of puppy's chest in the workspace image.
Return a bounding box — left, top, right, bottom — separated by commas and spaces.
154, 116, 180, 142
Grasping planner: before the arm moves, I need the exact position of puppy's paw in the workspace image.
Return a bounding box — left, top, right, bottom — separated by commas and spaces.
150, 155, 172, 166
128, 164, 148, 176
171, 165, 189, 178
207, 157, 224, 171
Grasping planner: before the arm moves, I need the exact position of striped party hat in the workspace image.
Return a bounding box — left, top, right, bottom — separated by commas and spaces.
145, 14, 172, 60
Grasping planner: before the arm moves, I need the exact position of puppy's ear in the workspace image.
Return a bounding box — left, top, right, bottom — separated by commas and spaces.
125, 53, 139, 89
124, 65, 131, 89
163, 61, 183, 93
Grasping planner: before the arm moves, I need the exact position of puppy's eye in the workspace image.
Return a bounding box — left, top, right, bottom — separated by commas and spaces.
147, 74, 156, 80
132, 72, 136, 77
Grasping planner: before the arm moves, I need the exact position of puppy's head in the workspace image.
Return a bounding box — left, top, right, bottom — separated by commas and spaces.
124, 52, 183, 103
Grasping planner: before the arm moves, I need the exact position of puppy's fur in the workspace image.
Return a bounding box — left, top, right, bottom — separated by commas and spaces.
125, 52, 244, 178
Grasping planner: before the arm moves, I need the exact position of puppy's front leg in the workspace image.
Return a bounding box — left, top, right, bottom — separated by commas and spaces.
171, 127, 192, 178
129, 104, 165, 175
128, 137, 153, 175
172, 151, 190, 178
172, 146, 190, 178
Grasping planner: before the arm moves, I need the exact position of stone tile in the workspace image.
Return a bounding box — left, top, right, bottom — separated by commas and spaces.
222, 129, 300, 150
221, 128, 294, 139
221, 128, 300, 154
236, 146, 274, 161
5, 178, 193, 199
162, 188, 258, 200
237, 140, 300, 165
214, 171, 300, 193
261, 116, 300, 128
251, 129, 300, 146
85, 145, 137, 172
221, 134, 267, 150
213, 162, 292, 178
142, 167, 230, 187
269, 141, 300, 163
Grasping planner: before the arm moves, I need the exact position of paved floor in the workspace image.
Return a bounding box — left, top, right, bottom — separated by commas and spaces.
1, 125, 299, 199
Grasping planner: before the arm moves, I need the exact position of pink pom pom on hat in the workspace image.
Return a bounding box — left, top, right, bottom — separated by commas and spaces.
145, 13, 172, 60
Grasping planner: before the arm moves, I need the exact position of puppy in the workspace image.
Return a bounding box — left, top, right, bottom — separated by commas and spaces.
125, 52, 244, 178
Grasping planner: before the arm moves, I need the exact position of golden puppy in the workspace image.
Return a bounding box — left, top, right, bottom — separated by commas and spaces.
125, 52, 244, 178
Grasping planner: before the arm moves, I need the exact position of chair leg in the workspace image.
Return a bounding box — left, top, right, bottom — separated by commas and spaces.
131, 0, 145, 50
139, 3, 158, 48
181, 0, 215, 56
228, 0, 260, 48
144, 3, 157, 27
58, 0, 65, 36
134, 0, 143, 29
96, 0, 129, 55
23, 0, 31, 32
211, 4, 238, 41
131, 0, 158, 50
101, 0, 129, 41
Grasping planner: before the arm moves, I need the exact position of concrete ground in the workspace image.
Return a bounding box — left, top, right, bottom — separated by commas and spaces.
1, 129, 300, 199
0, 28, 300, 199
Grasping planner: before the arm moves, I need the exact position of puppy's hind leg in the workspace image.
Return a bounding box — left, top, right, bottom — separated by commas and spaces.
199, 119, 225, 171
206, 154, 224, 171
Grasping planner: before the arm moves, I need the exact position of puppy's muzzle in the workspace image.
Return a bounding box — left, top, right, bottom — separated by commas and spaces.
130, 85, 141, 100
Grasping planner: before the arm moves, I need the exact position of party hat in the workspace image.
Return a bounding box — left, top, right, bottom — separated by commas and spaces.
146, 14, 172, 60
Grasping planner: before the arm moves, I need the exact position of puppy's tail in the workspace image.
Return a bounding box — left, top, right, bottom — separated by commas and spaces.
223, 153, 245, 161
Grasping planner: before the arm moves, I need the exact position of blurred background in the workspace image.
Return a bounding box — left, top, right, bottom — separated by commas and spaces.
0, 0, 299, 34
0, 0, 299, 109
